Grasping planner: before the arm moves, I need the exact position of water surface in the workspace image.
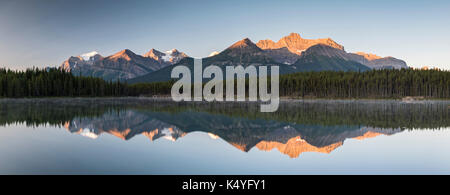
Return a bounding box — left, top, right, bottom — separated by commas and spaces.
0, 98, 449, 174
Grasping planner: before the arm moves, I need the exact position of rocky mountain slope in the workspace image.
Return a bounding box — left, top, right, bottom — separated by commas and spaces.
256, 32, 344, 65
256, 33, 407, 69
257, 32, 345, 54
203, 38, 277, 65
292, 45, 371, 72
351, 52, 408, 69
61, 49, 188, 81
143, 48, 188, 65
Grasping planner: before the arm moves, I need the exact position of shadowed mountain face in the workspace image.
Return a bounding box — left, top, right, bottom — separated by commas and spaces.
296, 45, 407, 70
292, 44, 371, 72
1, 98, 447, 158
350, 52, 408, 69
262, 47, 301, 65
204, 38, 277, 64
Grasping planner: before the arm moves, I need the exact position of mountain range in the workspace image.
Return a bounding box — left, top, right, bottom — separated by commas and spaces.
60, 33, 408, 82
61, 48, 188, 81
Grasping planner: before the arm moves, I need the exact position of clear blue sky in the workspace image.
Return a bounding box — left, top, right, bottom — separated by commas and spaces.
0, 0, 449, 70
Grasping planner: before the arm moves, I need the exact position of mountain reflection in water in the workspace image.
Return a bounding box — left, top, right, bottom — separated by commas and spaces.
0, 98, 448, 159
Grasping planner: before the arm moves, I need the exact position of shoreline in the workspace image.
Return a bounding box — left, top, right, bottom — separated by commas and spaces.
1, 96, 449, 103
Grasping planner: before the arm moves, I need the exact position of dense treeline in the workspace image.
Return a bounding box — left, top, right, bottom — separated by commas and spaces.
0, 67, 449, 98
127, 81, 175, 96
129, 68, 450, 99
280, 69, 450, 98
0, 68, 127, 97
0, 67, 174, 98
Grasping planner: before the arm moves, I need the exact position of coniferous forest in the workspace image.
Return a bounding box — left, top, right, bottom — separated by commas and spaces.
0, 68, 127, 97
0, 67, 449, 99
279, 69, 450, 98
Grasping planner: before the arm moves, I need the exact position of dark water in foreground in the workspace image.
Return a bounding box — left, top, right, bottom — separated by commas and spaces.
0, 98, 449, 174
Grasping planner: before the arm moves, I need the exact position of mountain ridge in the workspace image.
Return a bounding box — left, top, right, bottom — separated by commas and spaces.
256, 32, 345, 54
61, 48, 189, 81
61, 32, 408, 82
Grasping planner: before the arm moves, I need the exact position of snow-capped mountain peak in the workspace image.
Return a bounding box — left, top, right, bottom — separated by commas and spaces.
80, 51, 99, 61
143, 48, 188, 64
161, 50, 175, 62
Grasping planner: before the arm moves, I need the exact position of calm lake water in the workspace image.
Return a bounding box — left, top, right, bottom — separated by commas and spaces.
0, 98, 449, 174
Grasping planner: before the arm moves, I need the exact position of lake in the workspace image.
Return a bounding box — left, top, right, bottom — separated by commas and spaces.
0, 98, 449, 174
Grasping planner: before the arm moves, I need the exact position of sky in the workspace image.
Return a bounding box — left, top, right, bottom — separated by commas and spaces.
0, 0, 449, 70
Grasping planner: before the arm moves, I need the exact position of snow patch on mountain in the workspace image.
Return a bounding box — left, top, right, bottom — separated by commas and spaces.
80, 51, 99, 61
161, 50, 173, 62
208, 51, 220, 57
